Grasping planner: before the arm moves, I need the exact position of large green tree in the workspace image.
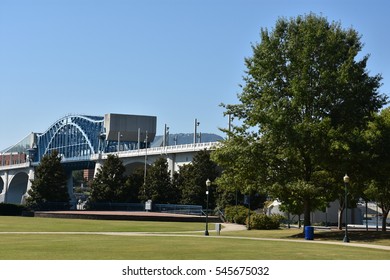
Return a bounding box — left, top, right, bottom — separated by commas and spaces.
89, 154, 127, 203
364, 108, 390, 231
26, 150, 69, 209
217, 14, 386, 226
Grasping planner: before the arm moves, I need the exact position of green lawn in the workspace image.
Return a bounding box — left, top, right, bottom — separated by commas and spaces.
0, 216, 204, 232
0, 216, 389, 260
223, 227, 390, 247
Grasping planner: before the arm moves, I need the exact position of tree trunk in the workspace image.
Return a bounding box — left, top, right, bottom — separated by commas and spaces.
303, 199, 311, 227
381, 210, 389, 232
338, 209, 342, 230
337, 197, 345, 230
298, 214, 301, 228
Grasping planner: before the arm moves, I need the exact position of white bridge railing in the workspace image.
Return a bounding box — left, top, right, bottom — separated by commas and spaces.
0, 162, 31, 171
0, 142, 221, 170
61, 141, 220, 163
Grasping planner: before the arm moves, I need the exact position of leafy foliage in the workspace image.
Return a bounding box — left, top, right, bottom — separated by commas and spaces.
0, 203, 27, 216
26, 150, 69, 208
177, 150, 221, 209
224, 205, 251, 224
214, 14, 386, 226
89, 154, 126, 203
363, 108, 390, 231
248, 213, 284, 230
141, 157, 178, 204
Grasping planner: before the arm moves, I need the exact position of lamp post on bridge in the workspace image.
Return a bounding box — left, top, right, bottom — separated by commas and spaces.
117, 131, 123, 152
194, 119, 200, 145
163, 124, 169, 147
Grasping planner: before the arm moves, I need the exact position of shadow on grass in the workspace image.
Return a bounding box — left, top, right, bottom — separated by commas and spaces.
289, 230, 390, 243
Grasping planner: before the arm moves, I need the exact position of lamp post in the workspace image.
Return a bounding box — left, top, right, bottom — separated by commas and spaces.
163, 124, 169, 147
205, 179, 211, 236
143, 131, 148, 196
194, 119, 200, 145
117, 131, 124, 152
343, 174, 350, 243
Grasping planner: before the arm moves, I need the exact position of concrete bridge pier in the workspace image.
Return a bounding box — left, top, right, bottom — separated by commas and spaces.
0, 165, 32, 204
94, 160, 103, 177
0, 171, 9, 203
167, 154, 176, 178
21, 168, 35, 204
66, 170, 77, 208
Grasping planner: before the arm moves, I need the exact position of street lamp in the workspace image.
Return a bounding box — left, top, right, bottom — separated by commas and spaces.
194, 119, 200, 145
343, 174, 350, 243
117, 131, 123, 152
205, 179, 211, 236
143, 131, 149, 196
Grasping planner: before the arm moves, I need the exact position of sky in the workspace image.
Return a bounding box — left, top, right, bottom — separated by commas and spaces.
1, 0, 389, 150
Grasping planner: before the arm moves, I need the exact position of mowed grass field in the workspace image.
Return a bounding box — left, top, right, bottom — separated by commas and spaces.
0, 216, 389, 260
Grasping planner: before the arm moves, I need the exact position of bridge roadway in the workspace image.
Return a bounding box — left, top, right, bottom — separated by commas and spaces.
0, 142, 219, 205
62, 141, 218, 164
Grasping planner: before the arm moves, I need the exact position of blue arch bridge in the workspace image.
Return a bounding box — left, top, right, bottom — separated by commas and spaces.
0, 113, 220, 206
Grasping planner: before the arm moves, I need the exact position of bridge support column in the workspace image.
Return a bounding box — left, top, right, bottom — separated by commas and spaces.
167, 154, 176, 178
66, 171, 76, 209
0, 171, 9, 203
22, 168, 35, 204
94, 160, 103, 177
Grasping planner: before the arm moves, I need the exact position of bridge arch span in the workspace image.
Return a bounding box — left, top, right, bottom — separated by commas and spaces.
37, 115, 104, 161
7, 172, 29, 204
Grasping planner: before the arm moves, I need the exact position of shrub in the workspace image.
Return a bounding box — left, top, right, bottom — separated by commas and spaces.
0, 203, 27, 216
248, 213, 284, 230
224, 205, 251, 225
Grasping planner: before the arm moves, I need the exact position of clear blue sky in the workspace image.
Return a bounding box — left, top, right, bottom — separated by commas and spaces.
1, 0, 389, 150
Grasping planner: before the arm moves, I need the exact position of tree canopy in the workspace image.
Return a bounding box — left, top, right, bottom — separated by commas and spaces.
26, 150, 69, 209
141, 157, 178, 204
215, 14, 386, 226
177, 150, 221, 209
364, 108, 390, 231
89, 154, 127, 203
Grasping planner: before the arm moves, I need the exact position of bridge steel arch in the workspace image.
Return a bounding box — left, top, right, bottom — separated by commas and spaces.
37, 115, 104, 161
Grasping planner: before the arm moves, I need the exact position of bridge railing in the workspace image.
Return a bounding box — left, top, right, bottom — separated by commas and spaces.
2, 141, 221, 165
0, 162, 30, 171
89, 141, 220, 160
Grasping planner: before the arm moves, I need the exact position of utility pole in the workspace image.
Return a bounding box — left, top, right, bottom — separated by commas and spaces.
194, 118, 200, 144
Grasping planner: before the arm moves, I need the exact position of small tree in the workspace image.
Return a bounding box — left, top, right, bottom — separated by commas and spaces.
120, 170, 144, 203
89, 154, 126, 203
178, 150, 220, 209
26, 150, 69, 208
140, 157, 178, 204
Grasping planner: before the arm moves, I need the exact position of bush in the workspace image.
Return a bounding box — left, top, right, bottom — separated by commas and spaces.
248, 213, 284, 230
0, 203, 27, 216
225, 205, 251, 225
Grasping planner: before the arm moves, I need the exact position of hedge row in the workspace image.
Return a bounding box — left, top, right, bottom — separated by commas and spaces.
0, 203, 27, 216
248, 213, 285, 230
224, 205, 284, 230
